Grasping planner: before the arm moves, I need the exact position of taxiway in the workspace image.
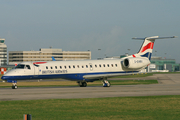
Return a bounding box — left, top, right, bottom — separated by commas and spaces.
0, 74, 180, 101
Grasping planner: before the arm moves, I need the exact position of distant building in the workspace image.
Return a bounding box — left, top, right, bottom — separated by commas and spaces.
0, 38, 7, 65
148, 56, 180, 72
8, 48, 91, 65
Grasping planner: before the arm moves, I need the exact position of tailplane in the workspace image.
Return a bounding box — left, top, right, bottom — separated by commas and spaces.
131, 36, 177, 60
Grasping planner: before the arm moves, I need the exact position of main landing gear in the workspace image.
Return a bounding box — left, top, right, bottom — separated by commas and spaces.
77, 79, 111, 87
102, 80, 111, 87
12, 81, 18, 89
77, 81, 87, 87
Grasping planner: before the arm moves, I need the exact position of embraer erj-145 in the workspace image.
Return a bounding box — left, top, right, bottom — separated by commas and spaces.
1, 36, 177, 89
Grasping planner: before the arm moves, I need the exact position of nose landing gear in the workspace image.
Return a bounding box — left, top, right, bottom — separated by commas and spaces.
12, 80, 18, 89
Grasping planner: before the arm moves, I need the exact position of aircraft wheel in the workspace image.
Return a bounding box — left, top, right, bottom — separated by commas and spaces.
79, 82, 87, 87
12, 85, 18, 89
103, 80, 111, 87
82, 82, 87, 87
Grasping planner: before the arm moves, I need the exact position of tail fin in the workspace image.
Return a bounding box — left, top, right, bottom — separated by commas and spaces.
132, 36, 177, 60
52, 56, 56, 61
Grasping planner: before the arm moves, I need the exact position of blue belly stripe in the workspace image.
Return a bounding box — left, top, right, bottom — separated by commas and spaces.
2, 71, 138, 82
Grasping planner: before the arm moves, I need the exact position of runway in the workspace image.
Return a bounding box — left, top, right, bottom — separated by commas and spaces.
0, 74, 180, 101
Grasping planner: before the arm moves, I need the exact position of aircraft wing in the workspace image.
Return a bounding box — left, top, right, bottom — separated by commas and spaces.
83, 72, 146, 80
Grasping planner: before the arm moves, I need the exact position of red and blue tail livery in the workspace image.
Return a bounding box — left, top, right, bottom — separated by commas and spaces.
1, 36, 177, 89
132, 36, 177, 60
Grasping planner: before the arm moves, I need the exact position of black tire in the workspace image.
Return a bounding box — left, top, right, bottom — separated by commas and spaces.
12, 85, 18, 89
12, 86, 15, 89
82, 82, 87, 87
79, 82, 87, 87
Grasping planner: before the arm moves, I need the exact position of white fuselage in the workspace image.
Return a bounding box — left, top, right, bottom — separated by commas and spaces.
1, 57, 150, 82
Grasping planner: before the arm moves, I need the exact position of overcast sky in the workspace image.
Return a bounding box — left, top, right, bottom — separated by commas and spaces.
0, 0, 180, 62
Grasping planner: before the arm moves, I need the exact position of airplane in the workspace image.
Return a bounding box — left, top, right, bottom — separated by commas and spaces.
1, 36, 177, 89
51, 56, 56, 61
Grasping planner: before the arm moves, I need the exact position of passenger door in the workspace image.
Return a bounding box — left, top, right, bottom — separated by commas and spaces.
34, 65, 39, 75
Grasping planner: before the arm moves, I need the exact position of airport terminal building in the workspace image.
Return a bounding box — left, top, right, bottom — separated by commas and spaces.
147, 56, 180, 72
0, 38, 7, 65
8, 48, 91, 65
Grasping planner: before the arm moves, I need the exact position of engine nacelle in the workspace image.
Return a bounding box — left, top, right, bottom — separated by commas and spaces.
122, 57, 150, 69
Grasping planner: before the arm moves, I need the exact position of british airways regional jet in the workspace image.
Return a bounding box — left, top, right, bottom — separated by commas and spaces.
1, 36, 177, 89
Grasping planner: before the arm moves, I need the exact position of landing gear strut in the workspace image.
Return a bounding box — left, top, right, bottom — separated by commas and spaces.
102, 80, 111, 87
78, 81, 87, 87
12, 81, 18, 89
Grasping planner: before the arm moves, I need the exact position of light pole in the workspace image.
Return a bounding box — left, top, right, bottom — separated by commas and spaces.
155, 50, 157, 56
98, 49, 101, 59
165, 53, 167, 59
127, 49, 130, 56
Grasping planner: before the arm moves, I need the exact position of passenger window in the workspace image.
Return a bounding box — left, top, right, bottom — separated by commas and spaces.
69, 66, 71, 69
55, 66, 57, 69
111, 64, 113, 67
107, 64, 109, 67
46, 66, 48, 69
86, 65, 88, 68
103, 64, 105, 67
82, 66, 84, 68
95, 65, 97, 67
115, 64, 117, 67
73, 65, 75, 68
99, 64, 101, 67
51, 67, 53, 69
77, 65, 79, 68
90, 65, 92, 68
60, 66, 62, 69
64, 66, 66, 69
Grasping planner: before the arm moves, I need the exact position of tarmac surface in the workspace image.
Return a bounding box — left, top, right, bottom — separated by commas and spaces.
0, 74, 180, 101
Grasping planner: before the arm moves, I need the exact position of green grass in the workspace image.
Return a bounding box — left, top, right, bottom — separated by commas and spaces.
0, 95, 180, 120
112, 73, 154, 78
113, 72, 180, 78
111, 80, 158, 85
153, 72, 180, 74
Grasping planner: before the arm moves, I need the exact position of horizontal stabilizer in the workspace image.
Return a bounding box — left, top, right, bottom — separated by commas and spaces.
132, 36, 177, 40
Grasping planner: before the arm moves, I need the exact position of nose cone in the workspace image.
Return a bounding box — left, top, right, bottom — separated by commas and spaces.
1, 74, 15, 80
1, 75, 9, 80
1, 69, 18, 80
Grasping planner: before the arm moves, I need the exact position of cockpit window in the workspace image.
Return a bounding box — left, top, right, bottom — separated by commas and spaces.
25, 65, 31, 69
15, 64, 25, 69
15, 64, 31, 69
